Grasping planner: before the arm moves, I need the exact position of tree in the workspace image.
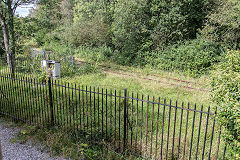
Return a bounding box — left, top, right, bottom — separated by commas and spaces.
0, 0, 35, 75
200, 0, 240, 49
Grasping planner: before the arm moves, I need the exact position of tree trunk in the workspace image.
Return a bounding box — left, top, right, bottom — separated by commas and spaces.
0, 1, 15, 77
7, 1, 15, 77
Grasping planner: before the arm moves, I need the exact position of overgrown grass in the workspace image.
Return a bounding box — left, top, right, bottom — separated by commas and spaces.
0, 117, 138, 160
0, 74, 228, 159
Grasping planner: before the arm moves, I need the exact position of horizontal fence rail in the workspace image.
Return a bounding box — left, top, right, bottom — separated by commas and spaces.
0, 62, 232, 159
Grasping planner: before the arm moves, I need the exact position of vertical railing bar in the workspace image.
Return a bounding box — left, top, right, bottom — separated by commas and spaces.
0, 76, 2, 114
33, 79, 37, 124
183, 103, 190, 159
131, 92, 134, 148
70, 83, 73, 128
150, 96, 154, 157
7, 74, 13, 120
6, 74, 11, 120
11, 75, 17, 120
140, 94, 144, 154
7, 73, 12, 120
110, 89, 113, 138
166, 99, 172, 160
118, 90, 121, 151
17, 75, 21, 121
69, 83, 72, 128
30, 78, 35, 124
52, 79, 56, 125
78, 84, 81, 131
189, 104, 197, 160
114, 90, 117, 146
54, 80, 58, 127
74, 84, 77, 130
201, 106, 211, 160
2, 75, 7, 117
23, 76, 28, 123
26, 77, 31, 123
208, 107, 217, 160
46, 78, 50, 125
160, 99, 166, 159
8, 74, 15, 120
0, 76, 3, 114
154, 97, 160, 159
12, 75, 17, 120
90, 86, 92, 139
86, 86, 88, 134
222, 146, 226, 160
106, 88, 108, 139
102, 88, 104, 138
12, 74, 17, 120
65, 82, 68, 128
18, 75, 24, 122
216, 125, 222, 159
58, 80, 61, 127
39, 79, 44, 125
48, 78, 54, 126
82, 85, 85, 134
123, 89, 127, 152
36, 78, 41, 125
94, 87, 96, 134
43, 79, 47, 126
195, 105, 203, 160
10, 75, 17, 120
135, 93, 139, 153
98, 87, 100, 135
62, 81, 66, 128
172, 100, 178, 159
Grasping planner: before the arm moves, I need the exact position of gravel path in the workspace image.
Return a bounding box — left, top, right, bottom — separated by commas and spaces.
0, 119, 66, 160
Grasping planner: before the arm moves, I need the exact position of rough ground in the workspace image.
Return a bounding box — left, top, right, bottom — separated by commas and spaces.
0, 118, 66, 160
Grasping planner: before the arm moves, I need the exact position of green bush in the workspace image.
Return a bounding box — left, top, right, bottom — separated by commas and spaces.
64, 18, 110, 47
149, 39, 224, 76
211, 50, 240, 158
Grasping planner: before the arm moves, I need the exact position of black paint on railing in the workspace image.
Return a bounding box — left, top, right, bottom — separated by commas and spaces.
0, 71, 231, 159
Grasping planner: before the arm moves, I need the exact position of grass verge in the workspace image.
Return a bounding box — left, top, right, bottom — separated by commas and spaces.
0, 117, 141, 160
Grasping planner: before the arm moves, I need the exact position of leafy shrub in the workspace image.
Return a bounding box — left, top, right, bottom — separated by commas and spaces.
64, 18, 110, 47
149, 39, 224, 76
211, 50, 240, 158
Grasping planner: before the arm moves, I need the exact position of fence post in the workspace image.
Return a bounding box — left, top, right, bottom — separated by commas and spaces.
48, 77, 54, 126
123, 88, 127, 152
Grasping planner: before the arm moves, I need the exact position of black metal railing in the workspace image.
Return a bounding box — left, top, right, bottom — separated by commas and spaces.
0, 65, 232, 159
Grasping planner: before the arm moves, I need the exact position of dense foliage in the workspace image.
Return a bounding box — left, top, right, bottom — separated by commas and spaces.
211, 50, 240, 158
1, 0, 240, 158
14, 0, 237, 76
200, 0, 240, 49
149, 39, 224, 75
